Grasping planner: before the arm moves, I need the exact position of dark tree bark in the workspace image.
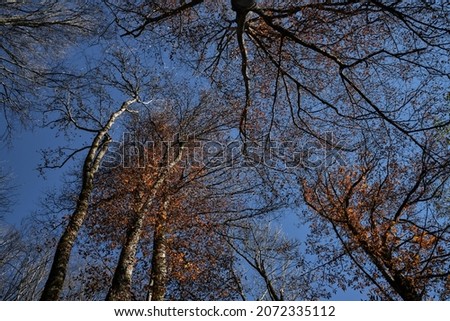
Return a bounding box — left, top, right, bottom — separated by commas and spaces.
231, 0, 257, 134
231, 0, 256, 12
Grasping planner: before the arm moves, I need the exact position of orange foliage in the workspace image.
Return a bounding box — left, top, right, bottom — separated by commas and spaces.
302, 156, 448, 300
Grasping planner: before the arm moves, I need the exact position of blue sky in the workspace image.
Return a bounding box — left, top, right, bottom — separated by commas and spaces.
0, 122, 68, 226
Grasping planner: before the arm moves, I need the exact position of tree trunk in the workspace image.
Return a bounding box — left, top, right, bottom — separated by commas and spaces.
147, 198, 169, 301
106, 145, 184, 301
231, 0, 256, 12
40, 141, 108, 301
40, 99, 136, 300
106, 210, 146, 301
391, 273, 422, 301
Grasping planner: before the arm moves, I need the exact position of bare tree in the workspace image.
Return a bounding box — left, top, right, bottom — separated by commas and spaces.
39, 50, 156, 300
106, 1, 449, 147
0, 0, 100, 137
0, 218, 57, 301
227, 220, 332, 300
0, 168, 14, 220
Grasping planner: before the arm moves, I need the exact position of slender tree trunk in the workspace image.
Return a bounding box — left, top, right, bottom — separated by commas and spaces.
40, 99, 136, 301
106, 145, 184, 301
147, 198, 169, 301
106, 210, 146, 301
40, 140, 109, 301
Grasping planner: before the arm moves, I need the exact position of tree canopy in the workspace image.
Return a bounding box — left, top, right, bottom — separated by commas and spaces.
1, 0, 449, 301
